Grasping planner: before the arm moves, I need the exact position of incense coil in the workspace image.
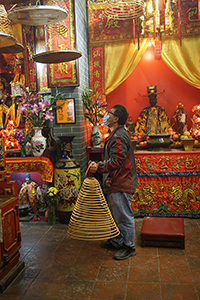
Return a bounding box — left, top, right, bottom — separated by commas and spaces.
0, 5, 13, 35
67, 177, 120, 241
0, 5, 16, 48
104, 0, 144, 20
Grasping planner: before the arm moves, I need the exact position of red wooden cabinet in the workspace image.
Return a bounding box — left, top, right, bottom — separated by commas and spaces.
0, 172, 24, 293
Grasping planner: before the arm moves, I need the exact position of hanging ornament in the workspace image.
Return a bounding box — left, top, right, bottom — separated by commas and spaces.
155, 40, 162, 60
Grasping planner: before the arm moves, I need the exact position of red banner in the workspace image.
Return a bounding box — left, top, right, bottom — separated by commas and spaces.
89, 46, 104, 90
34, 26, 51, 94
89, 0, 200, 41
22, 26, 36, 91
88, 2, 133, 43
155, 41, 162, 60
46, 0, 79, 87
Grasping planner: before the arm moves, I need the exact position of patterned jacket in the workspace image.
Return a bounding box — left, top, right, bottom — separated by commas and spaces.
98, 125, 137, 194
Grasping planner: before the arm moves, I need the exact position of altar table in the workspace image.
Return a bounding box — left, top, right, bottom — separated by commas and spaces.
5, 157, 54, 183
133, 150, 200, 218
87, 148, 200, 218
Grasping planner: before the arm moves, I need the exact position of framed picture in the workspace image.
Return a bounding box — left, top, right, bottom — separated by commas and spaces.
56, 99, 76, 124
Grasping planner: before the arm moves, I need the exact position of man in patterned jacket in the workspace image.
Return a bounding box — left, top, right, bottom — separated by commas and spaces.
90, 104, 137, 260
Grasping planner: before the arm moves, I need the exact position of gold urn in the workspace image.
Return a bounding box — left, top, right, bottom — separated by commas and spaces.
182, 138, 195, 151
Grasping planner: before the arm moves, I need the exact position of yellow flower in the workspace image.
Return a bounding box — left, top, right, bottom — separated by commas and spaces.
49, 192, 53, 197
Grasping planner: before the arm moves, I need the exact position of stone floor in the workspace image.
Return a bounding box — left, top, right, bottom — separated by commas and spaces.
1, 217, 200, 300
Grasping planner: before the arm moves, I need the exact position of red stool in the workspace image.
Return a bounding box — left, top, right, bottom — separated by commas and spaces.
141, 217, 185, 249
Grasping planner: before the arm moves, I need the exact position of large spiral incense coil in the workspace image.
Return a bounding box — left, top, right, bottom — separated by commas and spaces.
104, 0, 144, 20
0, 42, 24, 54
67, 177, 120, 241
0, 5, 17, 48
47, 21, 68, 38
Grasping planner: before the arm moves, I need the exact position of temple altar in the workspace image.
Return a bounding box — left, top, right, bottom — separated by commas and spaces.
87, 147, 200, 218
132, 150, 200, 218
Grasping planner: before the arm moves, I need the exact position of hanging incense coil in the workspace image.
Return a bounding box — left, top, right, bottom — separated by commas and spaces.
0, 42, 24, 53
104, 0, 144, 20
0, 5, 17, 48
33, 49, 82, 64
7, 5, 68, 26
67, 177, 120, 241
47, 21, 68, 37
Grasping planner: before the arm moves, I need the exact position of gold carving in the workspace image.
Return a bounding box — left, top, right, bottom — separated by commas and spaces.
185, 157, 196, 169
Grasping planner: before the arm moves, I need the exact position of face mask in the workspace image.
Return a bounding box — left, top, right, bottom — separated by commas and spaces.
103, 113, 109, 127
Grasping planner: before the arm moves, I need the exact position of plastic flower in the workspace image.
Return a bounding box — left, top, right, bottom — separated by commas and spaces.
82, 85, 108, 126
42, 187, 60, 210
18, 91, 67, 127
45, 111, 54, 121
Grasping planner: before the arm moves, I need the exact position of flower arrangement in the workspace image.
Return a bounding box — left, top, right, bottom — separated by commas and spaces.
15, 129, 31, 156
43, 187, 60, 209
42, 187, 60, 225
15, 130, 26, 147
82, 85, 108, 126
18, 91, 66, 128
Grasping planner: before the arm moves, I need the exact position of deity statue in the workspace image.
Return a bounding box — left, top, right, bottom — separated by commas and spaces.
126, 116, 135, 134
0, 95, 12, 129
173, 102, 187, 135
5, 96, 25, 128
18, 173, 40, 216
135, 85, 172, 135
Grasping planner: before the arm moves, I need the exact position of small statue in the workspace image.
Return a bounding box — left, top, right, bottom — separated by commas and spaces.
126, 116, 135, 134
173, 102, 187, 135
18, 173, 40, 217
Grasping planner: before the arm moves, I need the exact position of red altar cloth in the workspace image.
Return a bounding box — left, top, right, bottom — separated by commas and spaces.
133, 151, 200, 218
5, 157, 53, 183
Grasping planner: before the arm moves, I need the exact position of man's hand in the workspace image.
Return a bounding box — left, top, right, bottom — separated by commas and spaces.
105, 177, 112, 188
89, 161, 98, 174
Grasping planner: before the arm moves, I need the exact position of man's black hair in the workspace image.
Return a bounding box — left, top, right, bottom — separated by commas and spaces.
113, 104, 128, 125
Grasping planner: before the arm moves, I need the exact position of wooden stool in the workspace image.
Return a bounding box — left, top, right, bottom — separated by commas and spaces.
141, 217, 185, 249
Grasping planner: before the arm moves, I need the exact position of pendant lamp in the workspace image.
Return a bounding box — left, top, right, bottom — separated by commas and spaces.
0, 5, 17, 48
7, 4, 68, 26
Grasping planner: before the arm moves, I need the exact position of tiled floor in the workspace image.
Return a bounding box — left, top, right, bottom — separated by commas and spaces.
1, 218, 200, 300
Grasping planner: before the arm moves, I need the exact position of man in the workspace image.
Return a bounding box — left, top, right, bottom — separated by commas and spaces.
135, 85, 172, 135
90, 104, 137, 260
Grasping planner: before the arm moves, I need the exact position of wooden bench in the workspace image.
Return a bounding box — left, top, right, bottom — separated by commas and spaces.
141, 217, 185, 249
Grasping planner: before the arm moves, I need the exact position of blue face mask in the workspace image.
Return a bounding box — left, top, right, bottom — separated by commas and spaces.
103, 113, 109, 127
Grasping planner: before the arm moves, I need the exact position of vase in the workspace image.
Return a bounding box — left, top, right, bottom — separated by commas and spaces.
54, 136, 81, 224
25, 141, 32, 156
47, 207, 56, 225
20, 145, 26, 157
31, 127, 46, 157
91, 125, 101, 147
